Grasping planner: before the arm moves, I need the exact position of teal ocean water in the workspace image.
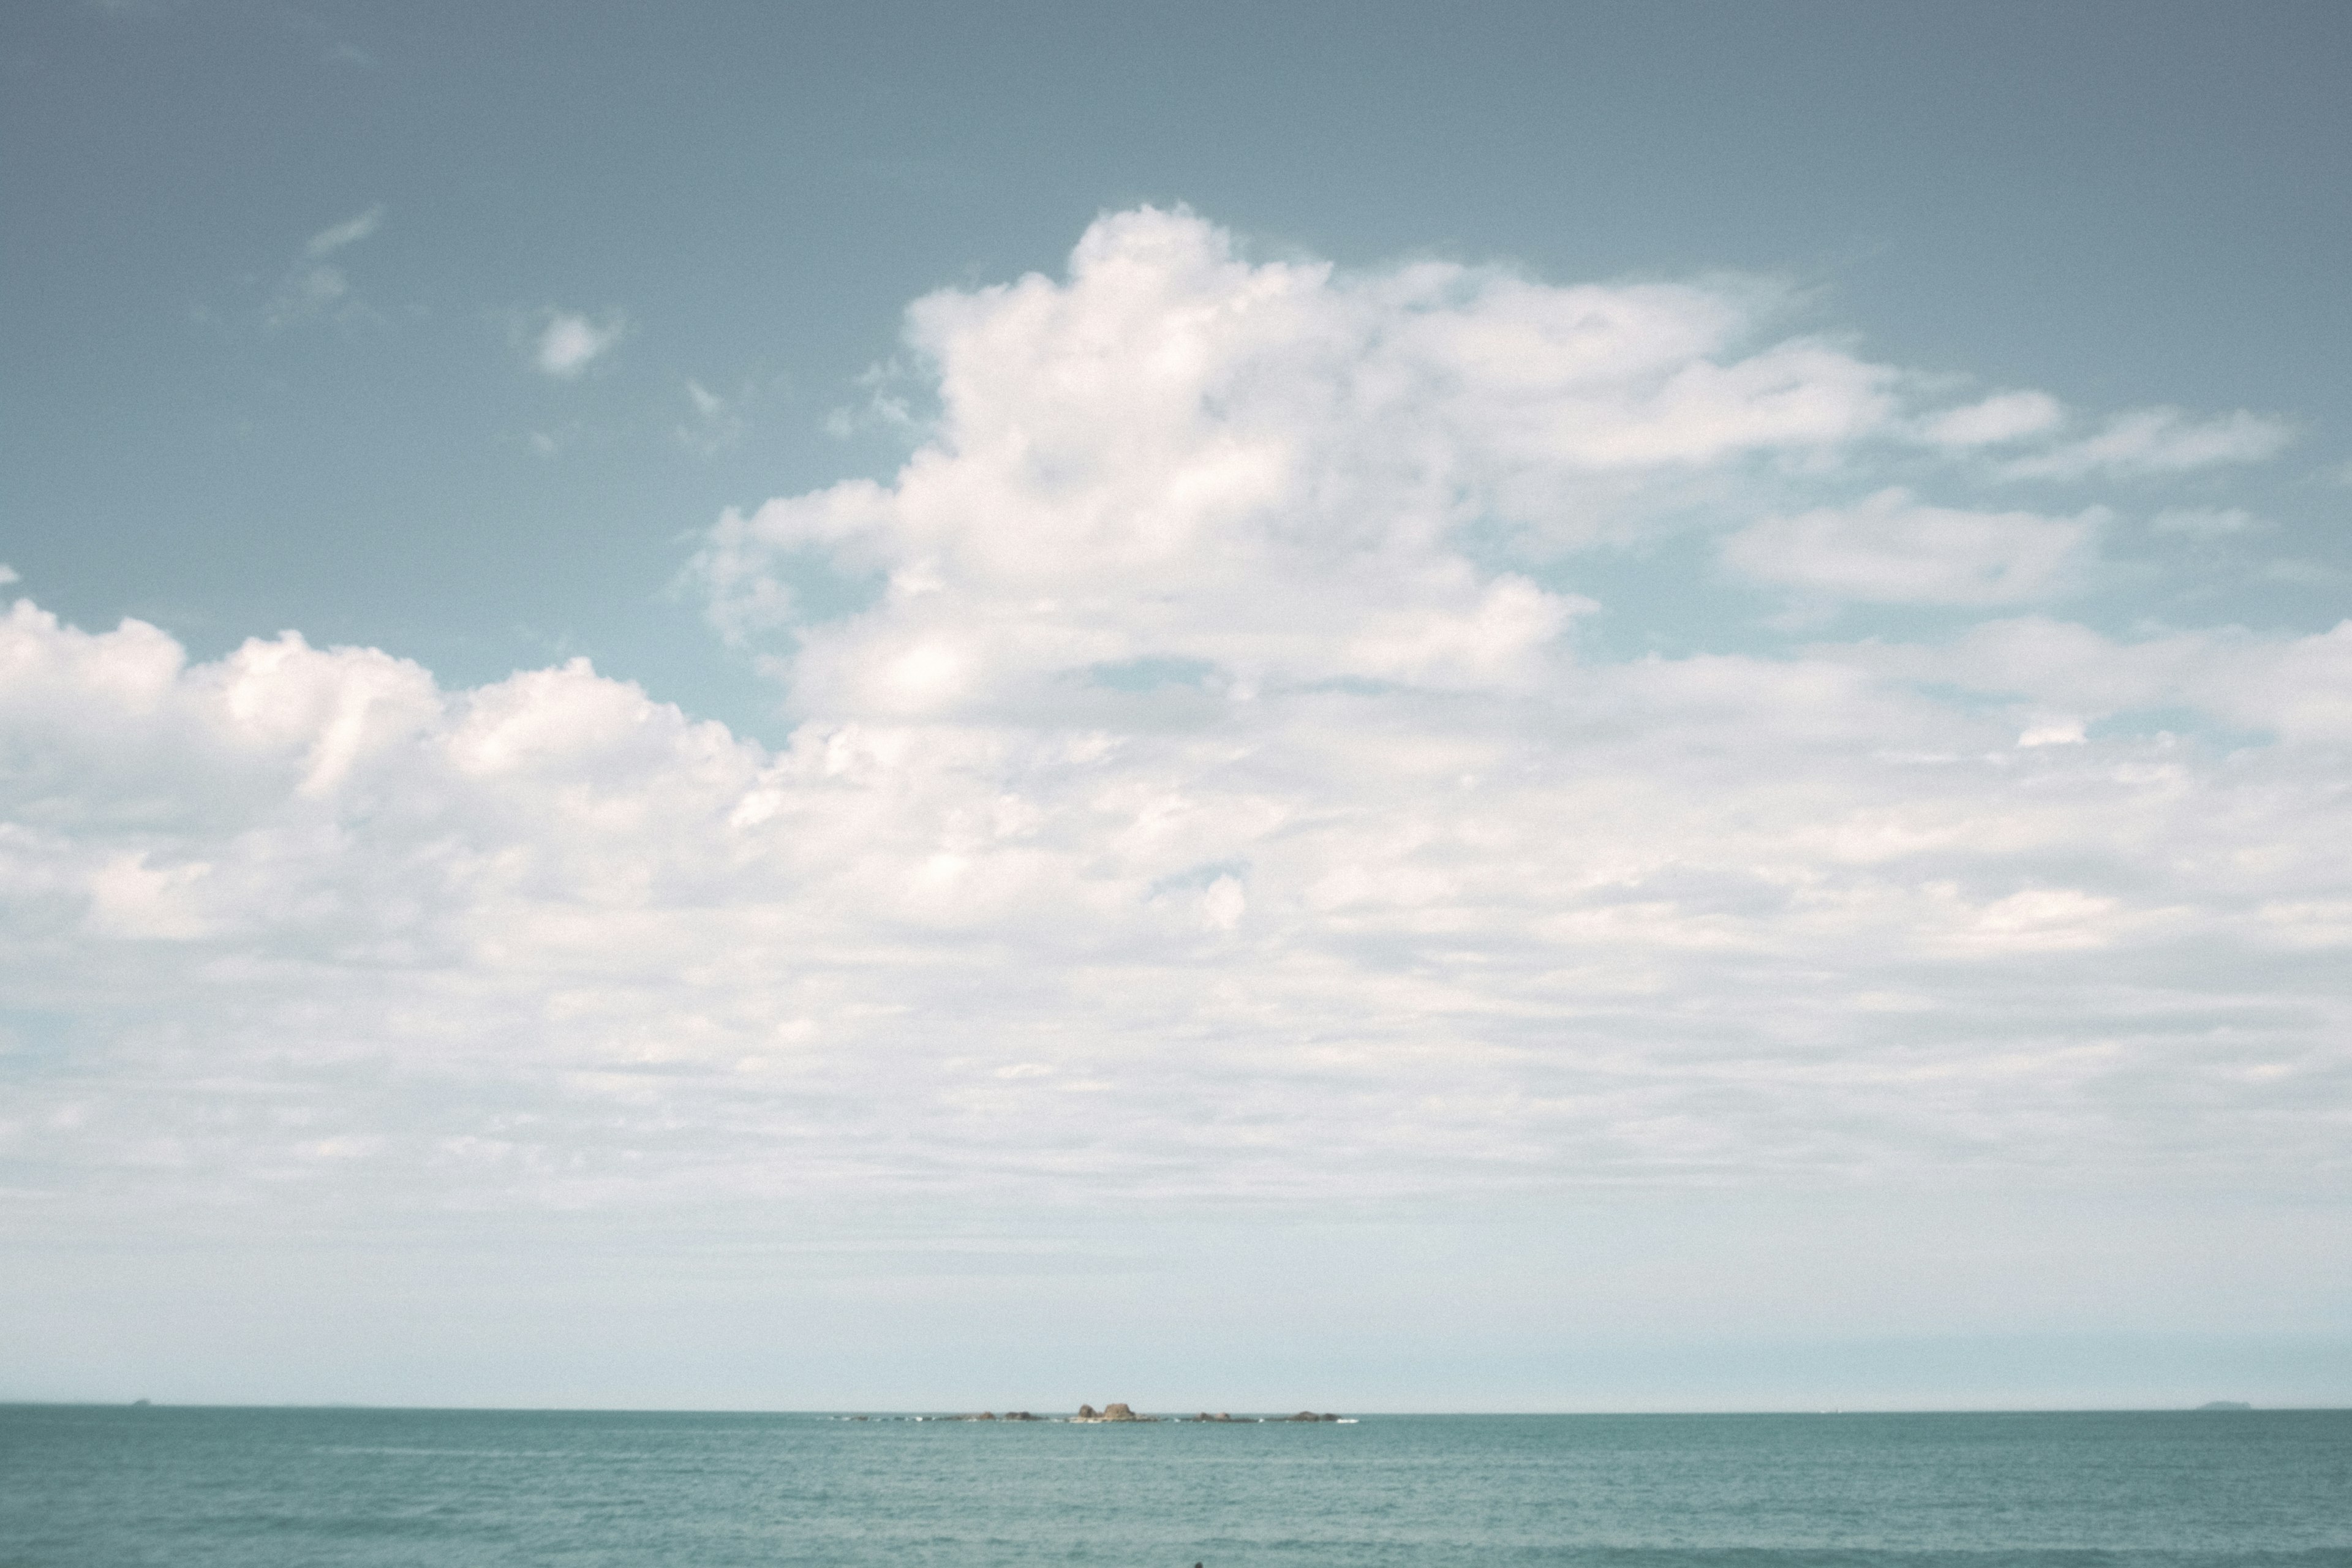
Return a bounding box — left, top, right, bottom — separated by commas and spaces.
2, 1406, 2346, 1566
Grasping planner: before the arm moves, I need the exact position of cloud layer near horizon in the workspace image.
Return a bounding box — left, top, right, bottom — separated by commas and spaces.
3, 210, 2345, 1256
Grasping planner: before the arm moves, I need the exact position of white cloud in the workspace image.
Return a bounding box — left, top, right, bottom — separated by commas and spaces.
2005, 406, 2291, 479
304, 204, 383, 258
535, 311, 627, 378
8, 211, 2346, 1331
0, 564, 18, 587
2016, 717, 2085, 747
1841, 614, 2352, 746
1722, 488, 2101, 605
5, 584, 2348, 1241
1918, 389, 2065, 447
699, 208, 1889, 706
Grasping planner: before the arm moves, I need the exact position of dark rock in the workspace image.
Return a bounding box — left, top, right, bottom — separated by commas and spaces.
1076, 1404, 1096, 1419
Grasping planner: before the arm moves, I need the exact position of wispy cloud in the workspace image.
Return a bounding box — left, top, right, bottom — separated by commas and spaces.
676, 379, 747, 454
526, 424, 582, 458
2003, 405, 2291, 479
265, 265, 350, 326
304, 204, 383, 258
1917, 389, 2065, 447
2152, 506, 2260, 538
823, 360, 921, 440
265, 205, 386, 329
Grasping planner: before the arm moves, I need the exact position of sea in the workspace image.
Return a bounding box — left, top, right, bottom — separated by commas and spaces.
2, 1405, 2347, 1566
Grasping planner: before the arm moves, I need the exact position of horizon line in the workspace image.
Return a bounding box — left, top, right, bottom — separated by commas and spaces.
5, 1400, 2331, 1417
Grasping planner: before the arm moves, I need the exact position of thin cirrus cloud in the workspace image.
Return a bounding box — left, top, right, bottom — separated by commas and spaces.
304, 203, 384, 258
676, 379, 747, 454
263, 203, 385, 329
4, 208, 2343, 1259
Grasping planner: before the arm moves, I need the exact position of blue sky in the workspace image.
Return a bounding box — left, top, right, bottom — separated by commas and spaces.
3, 1, 2350, 1410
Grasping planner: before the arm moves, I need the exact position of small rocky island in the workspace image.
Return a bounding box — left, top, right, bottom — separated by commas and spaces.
905, 1404, 1347, 1423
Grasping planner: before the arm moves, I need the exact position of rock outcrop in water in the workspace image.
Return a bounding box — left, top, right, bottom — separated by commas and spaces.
933, 1403, 1339, 1423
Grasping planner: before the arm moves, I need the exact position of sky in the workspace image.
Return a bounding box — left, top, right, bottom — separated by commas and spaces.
2, 0, 2350, 1412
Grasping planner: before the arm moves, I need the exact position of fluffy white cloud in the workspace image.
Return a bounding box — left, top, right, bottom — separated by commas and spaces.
1722, 488, 2101, 605
7, 209, 2346, 1272
535, 311, 626, 378
700, 209, 1894, 715
6, 601, 2348, 1234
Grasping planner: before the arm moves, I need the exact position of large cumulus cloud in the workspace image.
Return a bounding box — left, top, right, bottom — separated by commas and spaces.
4, 209, 2346, 1261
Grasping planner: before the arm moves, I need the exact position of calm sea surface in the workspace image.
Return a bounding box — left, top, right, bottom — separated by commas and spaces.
2, 1406, 2346, 1566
